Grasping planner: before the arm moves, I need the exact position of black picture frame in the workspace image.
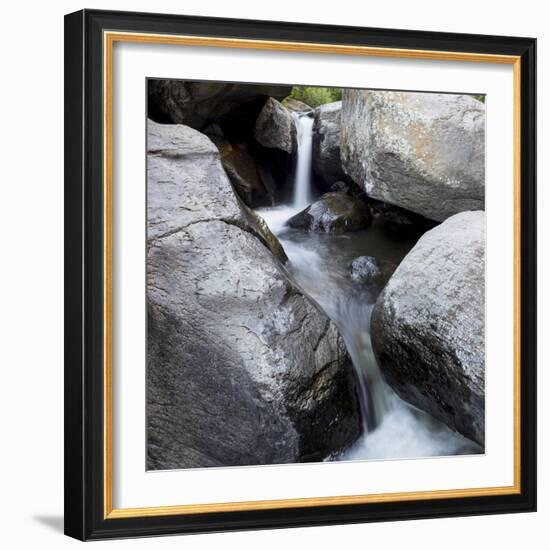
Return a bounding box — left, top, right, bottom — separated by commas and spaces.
64, 8, 537, 541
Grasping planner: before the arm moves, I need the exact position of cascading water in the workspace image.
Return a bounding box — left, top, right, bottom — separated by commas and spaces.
256, 110, 478, 461
291, 113, 314, 209
287, 111, 386, 433
331, 299, 391, 432
281, 239, 390, 433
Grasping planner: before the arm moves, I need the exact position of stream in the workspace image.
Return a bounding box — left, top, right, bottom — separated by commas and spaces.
256, 112, 478, 462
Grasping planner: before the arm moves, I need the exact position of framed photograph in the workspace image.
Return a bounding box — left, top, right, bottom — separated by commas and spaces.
64, 9, 536, 540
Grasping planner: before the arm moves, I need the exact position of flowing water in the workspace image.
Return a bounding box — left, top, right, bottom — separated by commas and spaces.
256, 113, 479, 462
291, 113, 314, 209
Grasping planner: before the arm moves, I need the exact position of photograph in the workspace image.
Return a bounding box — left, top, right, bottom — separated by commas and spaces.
60, 6, 537, 542
146, 79, 486, 471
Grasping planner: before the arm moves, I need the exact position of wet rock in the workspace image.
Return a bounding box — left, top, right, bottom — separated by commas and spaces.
371, 211, 485, 445
147, 120, 361, 469
312, 101, 348, 189
219, 141, 275, 208
238, 200, 288, 264
350, 256, 381, 284
287, 192, 372, 234
254, 97, 297, 155
341, 90, 485, 222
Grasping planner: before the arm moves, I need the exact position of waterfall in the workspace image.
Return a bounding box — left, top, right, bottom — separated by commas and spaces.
254, 111, 478, 460
329, 297, 391, 432
256, 203, 477, 461
292, 113, 314, 209
259, 225, 390, 434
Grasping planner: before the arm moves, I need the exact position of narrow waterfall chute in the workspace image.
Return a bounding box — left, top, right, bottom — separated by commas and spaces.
292, 113, 314, 209
254, 108, 480, 462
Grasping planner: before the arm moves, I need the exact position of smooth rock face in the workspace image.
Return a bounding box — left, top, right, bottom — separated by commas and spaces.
312, 101, 348, 189
254, 97, 296, 154
350, 256, 381, 284
147, 120, 361, 469
340, 90, 485, 222
287, 192, 372, 234
148, 80, 291, 133
371, 211, 485, 445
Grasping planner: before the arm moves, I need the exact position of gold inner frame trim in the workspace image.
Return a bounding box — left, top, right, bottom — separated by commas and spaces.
103, 30, 522, 520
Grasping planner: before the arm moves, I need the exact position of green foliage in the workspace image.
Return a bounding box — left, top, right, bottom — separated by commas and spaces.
473, 94, 486, 103
329, 88, 342, 102
286, 86, 343, 108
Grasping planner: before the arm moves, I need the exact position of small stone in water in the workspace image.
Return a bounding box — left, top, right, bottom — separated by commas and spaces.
350, 256, 381, 284
287, 192, 372, 234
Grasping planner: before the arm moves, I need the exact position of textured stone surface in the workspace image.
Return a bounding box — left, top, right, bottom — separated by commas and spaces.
148, 80, 291, 133
350, 256, 381, 284
371, 211, 485, 445
287, 192, 372, 234
312, 101, 347, 189
254, 97, 296, 154
341, 90, 485, 222
284, 98, 314, 113
147, 120, 361, 469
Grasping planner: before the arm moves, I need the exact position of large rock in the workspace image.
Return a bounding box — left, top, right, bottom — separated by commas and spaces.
371, 211, 485, 445
254, 97, 296, 155
287, 192, 372, 234
147, 120, 361, 469
148, 80, 291, 136
312, 101, 347, 189
341, 90, 485, 222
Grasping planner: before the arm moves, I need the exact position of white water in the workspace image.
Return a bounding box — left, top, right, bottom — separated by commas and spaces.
256, 113, 478, 461
257, 208, 478, 462
291, 113, 314, 209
